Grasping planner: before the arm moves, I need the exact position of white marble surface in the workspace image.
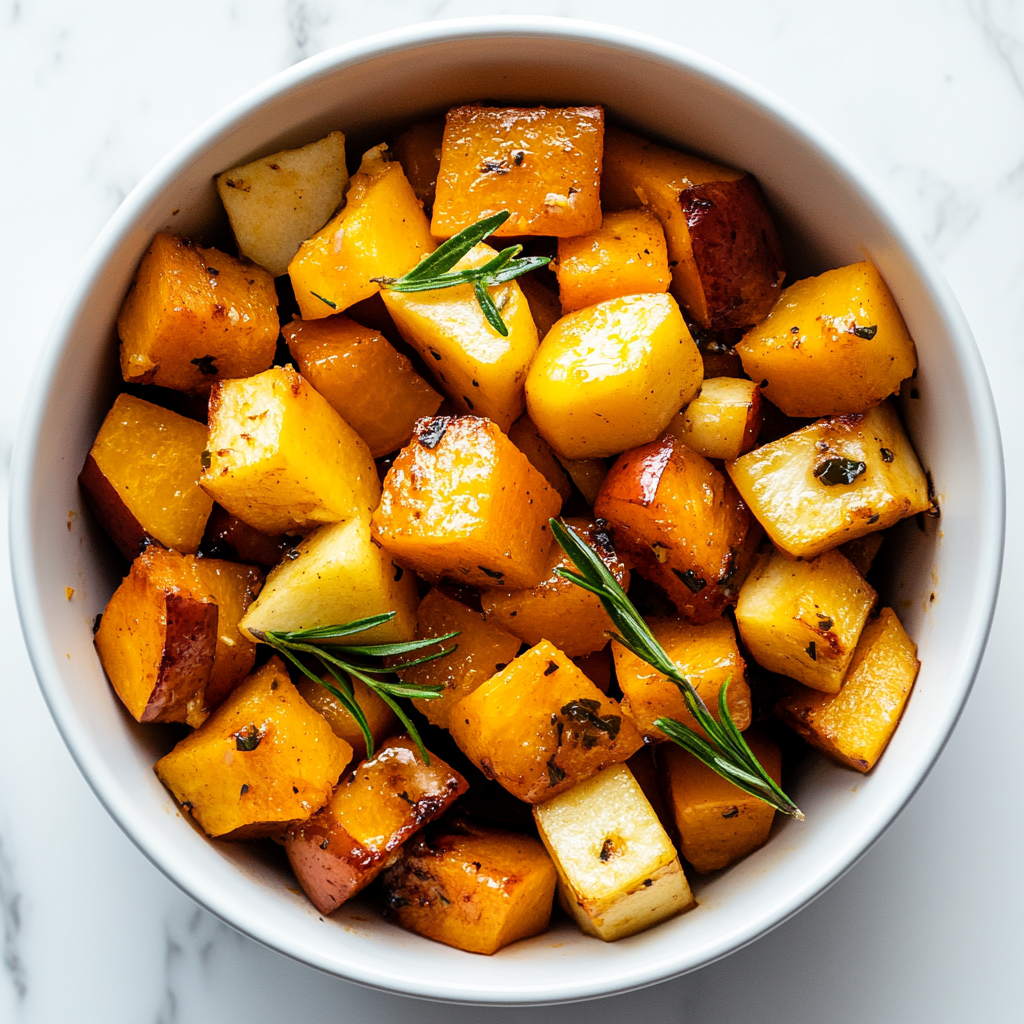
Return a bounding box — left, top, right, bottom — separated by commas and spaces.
1, 1, 1022, 1021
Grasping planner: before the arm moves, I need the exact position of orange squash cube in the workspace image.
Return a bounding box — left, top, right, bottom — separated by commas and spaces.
776, 607, 919, 771
508, 415, 572, 501
283, 315, 441, 457
284, 737, 467, 914
117, 233, 279, 392
382, 821, 557, 954
432, 105, 604, 238
481, 518, 630, 658
391, 121, 444, 210
667, 377, 762, 461
595, 431, 759, 623
79, 393, 212, 560
95, 546, 217, 725
661, 729, 782, 873
399, 588, 522, 730
601, 126, 785, 330
371, 416, 561, 590
555, 209, 670, 314
612, 617, 751, 741
448, 640, 643, 804
288, 145, 436, 319
294, 675, 399, 756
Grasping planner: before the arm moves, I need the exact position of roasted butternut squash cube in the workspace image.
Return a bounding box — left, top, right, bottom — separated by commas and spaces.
371, 416, 561, 590
517, 271, 562, 338
534, 764, 695, 941
526, 293, 703, 459
601, 126, 785, 330
155, 657, 353, 839
391, 121, 444, 210
201, 366, 380, 536
216, 131, 349, 277
201, 504, 291, 567
735, 548, 876, 693
736, 262, 918, 417
776, 607, 919, 771
432, 105, 604, 238
79, 394, 212, 560
400, 588, 521, 730
612, 617, 751, 741
668, 377, 762, 461
382, 821, 557, 954
382, 242, 539, 432
117, 233, 279, 392
481, 518, 630, 657
288, 145, 436, 319
661, 730, 782, 873
508, 415, 572, 501
448, 640, 643, 804
294, 675, 398, 755
726, 403, 931, 559
95, 546, 217, 725
284, 737, 467, 914
556, 455, 609, 506
239, 515, 418, 645
284, 315, 441, 457
186, 557, 262, 710
555, 209, 671, 314
596, 431, 759, 623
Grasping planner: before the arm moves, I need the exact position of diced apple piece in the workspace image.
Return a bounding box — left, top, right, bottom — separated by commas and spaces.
294, 675, 399, 755
391, 121, 444, 209
508, 415, 572, 501
668, 377, 762, 461
534, 764, 695, 941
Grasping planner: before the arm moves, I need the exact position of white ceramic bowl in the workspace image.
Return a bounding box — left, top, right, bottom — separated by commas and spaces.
10, 16, 1003, 1005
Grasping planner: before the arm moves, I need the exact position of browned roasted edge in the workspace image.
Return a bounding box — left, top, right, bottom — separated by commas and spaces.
78, 452, 149, 562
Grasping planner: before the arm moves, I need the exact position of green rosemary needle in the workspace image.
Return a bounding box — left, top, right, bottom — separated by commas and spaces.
549, 518, 804, 820
247, 612, 457, 764
371, 210, 550, 337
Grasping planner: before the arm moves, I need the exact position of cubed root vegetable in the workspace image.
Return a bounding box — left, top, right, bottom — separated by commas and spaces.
668, 377, 762, 461
391, 121, 444, 209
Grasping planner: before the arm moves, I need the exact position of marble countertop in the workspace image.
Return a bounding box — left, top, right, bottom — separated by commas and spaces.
1, 2, 1021, 1021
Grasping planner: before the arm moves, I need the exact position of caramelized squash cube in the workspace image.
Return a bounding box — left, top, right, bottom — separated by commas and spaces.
776, 607, 919, 771
612, 618, 751, 741
371, 416, 561, 590
448, 640, 643, 804
79, 394, 212, 559
668, 377, 762, 461
239, 515, 418, 645
400, 588, 521, 730
534, 764, 695, 941
726, 403, 931, 559
601, 126, 785, 330
295, 675, 398, 756
284, 737, 467, 914
555, 209, 671, 314
216, 131, 349, 277
508, 415, 572, 501
201, 366, 380, 536
596, 431, 759, 623
481, 518, 630, 658
155, 656, 353, 838
735, 548, 876, 693
288, 145, 435, 319
117, 233, 279, 392
736, 262, 918, 417
432, 105, 604, 238
284, 315, 441, 457
526, 293, 703, 459
661, 730, 782, 873
391, 121, 444, 210
382, 821, 557, 954
95, 546, 217, 724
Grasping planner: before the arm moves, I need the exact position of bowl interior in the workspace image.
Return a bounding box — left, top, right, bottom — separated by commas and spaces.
11, 19, 1002, 1005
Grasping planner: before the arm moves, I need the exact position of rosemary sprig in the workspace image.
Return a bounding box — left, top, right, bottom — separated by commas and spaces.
549, 519, 804, 820
248, 612, 457, 765
371, 211, 550, 337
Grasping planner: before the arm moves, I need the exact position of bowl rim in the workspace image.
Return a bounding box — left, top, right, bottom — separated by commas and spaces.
9, 14, 1005, 1005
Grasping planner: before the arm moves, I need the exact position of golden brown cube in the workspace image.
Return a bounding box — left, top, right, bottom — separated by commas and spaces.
776, 607, 919, 771
79, 393, 212, 560
448, 640, 643, 804
735, 548, 876, 693
155, 657, 353, 839
661, 730, 782, 873
294, 675, 399, 756
371, 416, 561, 590
668, 377, 762, 461
284, 737, 467, 914
432, 105, 604, 238
117, 233, 279, 392
382, 821, 557, 955
390, 121, 444, 210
